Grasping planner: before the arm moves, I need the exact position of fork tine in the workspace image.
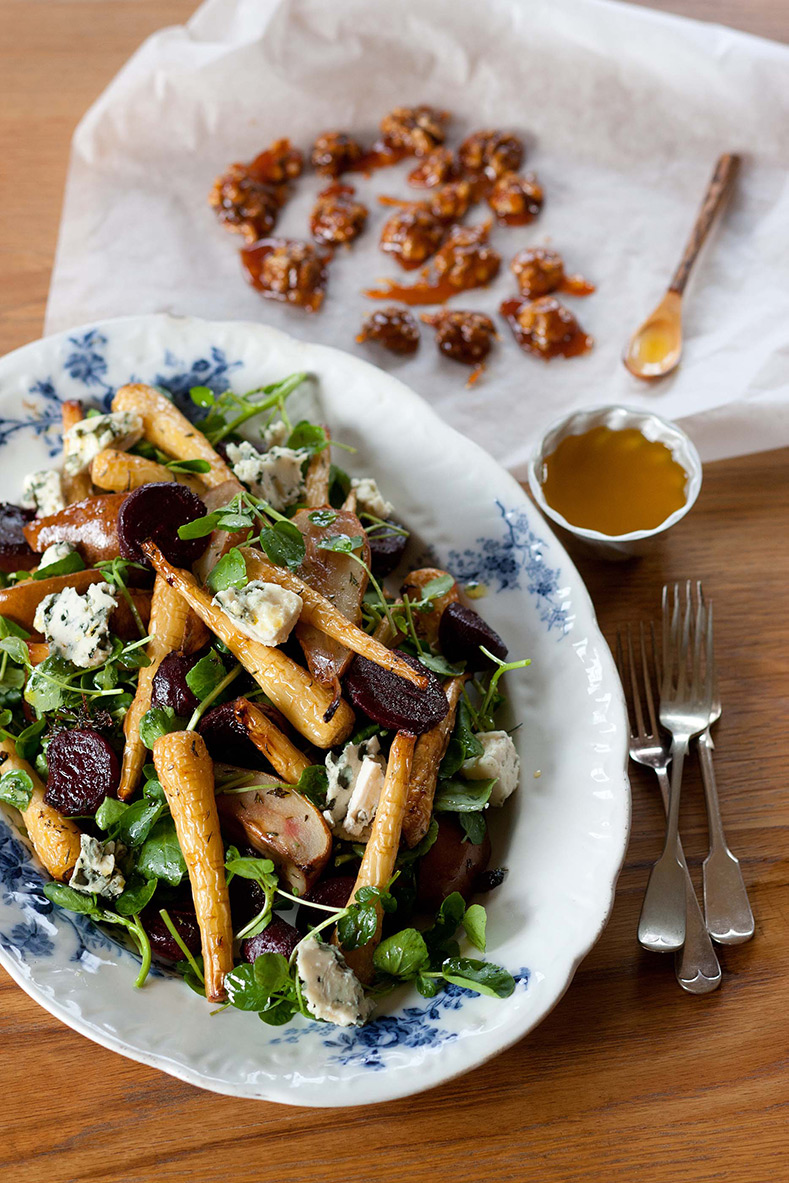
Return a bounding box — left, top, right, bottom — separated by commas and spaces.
639, 622, 659, 739
691, 581, 705, 700
704, 598, 716, 707
661, 585, 671, 695
678, 580, 693, 698
626, 625, 646, 740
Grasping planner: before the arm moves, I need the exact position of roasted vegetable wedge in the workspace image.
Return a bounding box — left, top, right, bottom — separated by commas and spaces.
153, 731, 234, 1002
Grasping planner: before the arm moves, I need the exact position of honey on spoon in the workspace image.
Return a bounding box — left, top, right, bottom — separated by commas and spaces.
624, 154, 739, 381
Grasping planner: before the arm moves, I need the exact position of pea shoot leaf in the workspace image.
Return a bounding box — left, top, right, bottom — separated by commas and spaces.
33, 551, 86, 580
43, 883, 99, 915
458, 811, 487, 845
315, 534, 364, 555
137, 817, 187, 885
259, 520, 306, 570
0, 769, 33, 810
185, 650, 229, 702
0, 615, 30, 641
286, 421, 328, 455
373, 929, 430, 979
292, 765, 329, 808
418, 652, 465, 677
205, 548, 247, 594
166, 458, 212, 474
115, 873, 158, 917
441, 957, 515, 998
139, 706, 183, 750
308, 509, 338, 528
462, 904, 487, 952
433, 778, 494, 812
177, 511, 221, 540
189, 385, 216, 407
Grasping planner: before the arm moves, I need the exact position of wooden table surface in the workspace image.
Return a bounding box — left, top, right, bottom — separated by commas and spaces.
1, 3, 787, 1181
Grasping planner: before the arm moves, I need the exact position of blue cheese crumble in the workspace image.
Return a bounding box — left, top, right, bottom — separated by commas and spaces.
38, 541, 76, 571
324, 736, 387, 841
462, 730, 520, 806
351, 476, 394, 519
69, 834, 125, 899
213, 580, 303, 647
225, 441, 309, 511
21, 469, 66, 518
33, 581, 117, 668
63, 411, 143, 475
296, 937, 372, 1026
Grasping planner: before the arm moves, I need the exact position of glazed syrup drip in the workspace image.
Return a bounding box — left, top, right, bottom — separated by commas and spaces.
541, 426, 688, 535
500, 296, 592, 359
559, 274, 596, 297
345, 142, 407, 175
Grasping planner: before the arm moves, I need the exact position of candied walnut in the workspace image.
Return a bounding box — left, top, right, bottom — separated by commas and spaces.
422, 310, 496, 365
241, 238, 329, 312
500, 295, 593, 359
357, 307, 420, 355
311, 184, 368, 246
311, 131, 364, 177
427, 180, 473, 222
432, 222, 501, 289
488, 171, 543, 225
209, 138, 302, 244
380, 105, 449, 157
380, 206, 446, 270
510, 246, 565, 297
248, 138, 304, 184
458, 130, 524, 180
209, 166, 283, 244
408, 148, 458, 188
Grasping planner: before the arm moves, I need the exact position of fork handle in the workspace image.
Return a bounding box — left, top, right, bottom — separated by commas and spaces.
638, 736, 689, 952
653, 768, 721, 992
698, 731, 755, 944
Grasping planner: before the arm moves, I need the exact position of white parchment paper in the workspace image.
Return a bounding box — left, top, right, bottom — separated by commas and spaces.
45, 0, 789, 476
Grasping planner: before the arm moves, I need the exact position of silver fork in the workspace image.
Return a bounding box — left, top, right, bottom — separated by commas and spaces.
697, 627, 755, 944
638, 582, 715, 952
617, 625, 721, 993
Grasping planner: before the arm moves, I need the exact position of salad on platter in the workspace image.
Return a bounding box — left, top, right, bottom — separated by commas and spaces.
0, 372, 529, 1028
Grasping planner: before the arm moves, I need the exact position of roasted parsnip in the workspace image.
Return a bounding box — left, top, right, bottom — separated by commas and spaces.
241, 549, 428, 689
402, 677, 465, 847
113, 383, 236, 488
232, 698, 312, 783
153, 731, 234, 1003
91, 448, 207, 496
304, 444, 331, 507
400, 568, 460, 646
339, 731, 415, 982
0, 570, 150, 638
143, 543, 355, 748
0, 737, 82, 881
61, 400, 93, 505
118, 575, 195, 801
23, 493, 126, 566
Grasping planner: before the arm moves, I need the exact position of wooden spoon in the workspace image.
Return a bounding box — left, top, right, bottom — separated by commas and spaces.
624, 153, 740, 381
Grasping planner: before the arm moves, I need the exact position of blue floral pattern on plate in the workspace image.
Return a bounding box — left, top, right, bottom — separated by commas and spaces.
272, 972, 530, 1069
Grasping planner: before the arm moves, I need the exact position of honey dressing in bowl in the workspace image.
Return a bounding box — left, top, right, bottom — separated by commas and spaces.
541, 425, 687, 536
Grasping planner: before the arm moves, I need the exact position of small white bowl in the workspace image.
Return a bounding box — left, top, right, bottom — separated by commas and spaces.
527, 405, 702, 561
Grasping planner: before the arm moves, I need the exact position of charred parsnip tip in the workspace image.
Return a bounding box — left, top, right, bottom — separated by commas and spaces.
232, 698, 312, 783
304, 442, 331, 507
341, 488, 358, 515
153, 730, 234, 1003
112, 383, 236, 489
118, 575, 195, 801
241, 549, 429, 690
143, 542, 355, 749
0, 737, 82, 881
91, 448, 207, 496
402, 676, 465, 847
339, 731, 416, 983
61, 400, 93, 505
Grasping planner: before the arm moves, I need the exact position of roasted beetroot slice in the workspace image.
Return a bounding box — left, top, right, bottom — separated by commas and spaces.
344, 651, 449, 734
151, 651, 202, 716
295, 874, 356, 933
141, 902, 201, 962
44, 728, 120, 817
241, 916, 301, 962
368, 520, 409, 578
0, 504, 37, 573
197, 700, 268, 768
438, 602, 508, 671
118, 482, 209, 569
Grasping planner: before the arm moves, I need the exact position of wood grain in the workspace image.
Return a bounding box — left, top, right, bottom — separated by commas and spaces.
1, 3, 788, 1181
